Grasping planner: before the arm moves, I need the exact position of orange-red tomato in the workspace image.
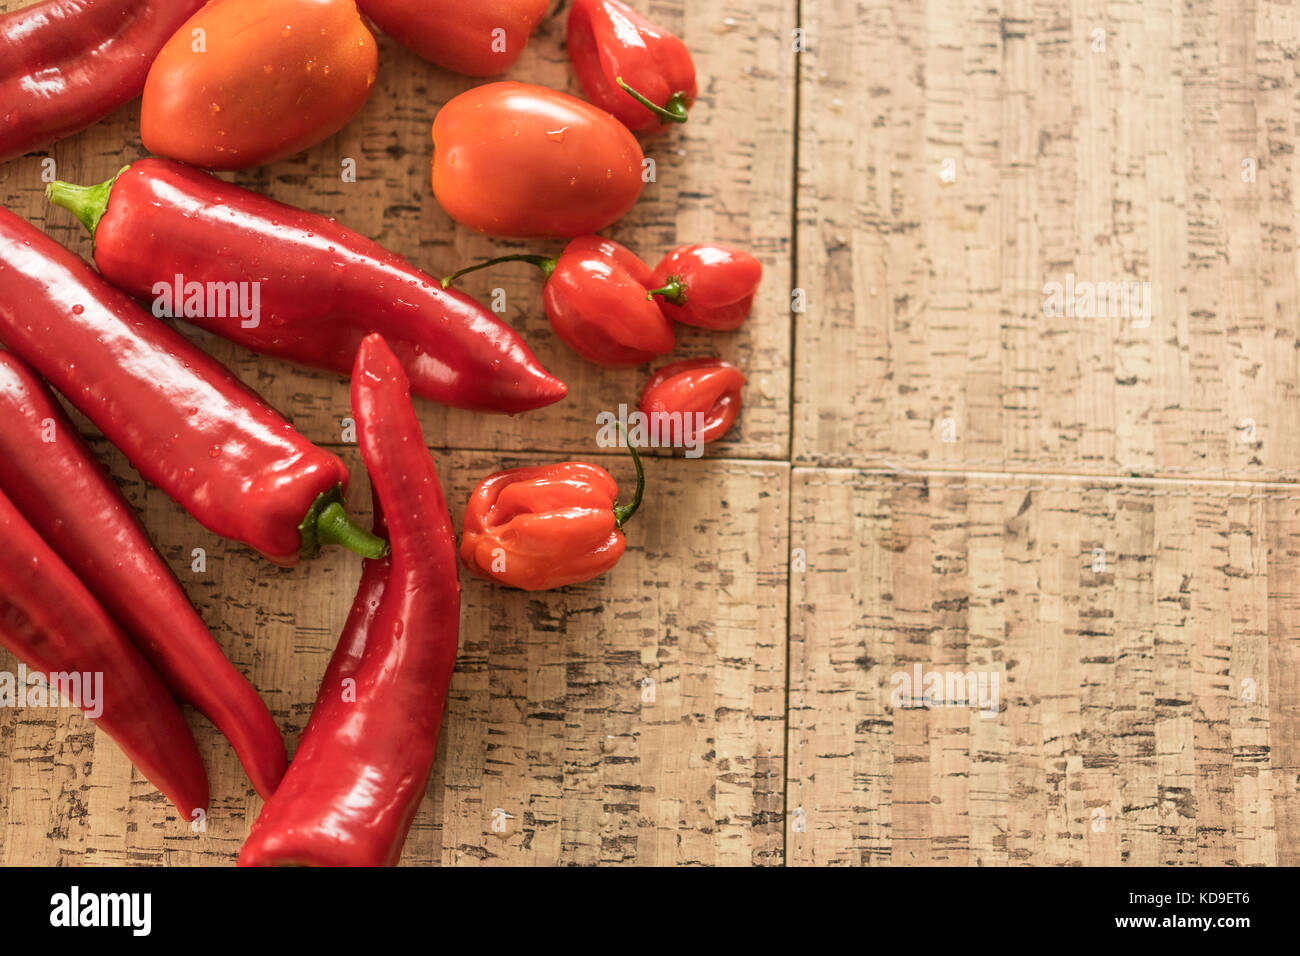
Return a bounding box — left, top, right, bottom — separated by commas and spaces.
141, 0, 377, 170
359, 0, 547, 76
432, 82, 645, 239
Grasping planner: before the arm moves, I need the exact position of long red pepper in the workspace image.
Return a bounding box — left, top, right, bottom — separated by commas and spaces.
0, 351, 286, 797
47, 158, 568, 414
0, 485, 208, 817
0, 206, 384, 566
0, 0, 207, 164
240, 334, 460, 867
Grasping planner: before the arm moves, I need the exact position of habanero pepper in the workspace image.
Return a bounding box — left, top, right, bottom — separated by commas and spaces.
0, 206, 384, 566
460, 439, 644, 591
640, 358, 745, 445
442, 235, 674, 367
648, 243, 763, 330
47, 158, 566, 414
240, 334, 461, 867
0, 485, 208, 818
0, 351, 286, 798
358, 0, 548, 77
0, 0, 208, 164
567, 0, 698, 133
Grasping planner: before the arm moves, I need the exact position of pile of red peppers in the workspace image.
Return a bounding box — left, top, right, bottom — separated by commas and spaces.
0, 0, 764, 866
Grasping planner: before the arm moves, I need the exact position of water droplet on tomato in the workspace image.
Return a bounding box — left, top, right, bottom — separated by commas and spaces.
71, 304, 83, 314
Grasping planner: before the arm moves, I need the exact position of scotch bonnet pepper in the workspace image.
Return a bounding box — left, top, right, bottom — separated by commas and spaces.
47, 157, 566, 413
442, 235, 674, 367
0, 0, 208, 164
460, 442, 644, 591
649, 243, 763, 330
567, 0, 698, 133
640, 358, 745, 446
0, 206, 383, 565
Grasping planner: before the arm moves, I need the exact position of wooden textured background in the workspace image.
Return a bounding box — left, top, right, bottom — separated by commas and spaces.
0, 0, 1296, 865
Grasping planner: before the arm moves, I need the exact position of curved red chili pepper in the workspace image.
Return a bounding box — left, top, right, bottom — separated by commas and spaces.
640, 358, 746, 444
567, 0, 698, 133
648, 243, 763, 330
0, 0, 208, 163
46, 158, 567, 414
0, 351, 286, 798
460, 441, 644, 591
0, 486, 208, 818
240, 334, 460, 867
443, 235, 674, 367
0, 206, 384, 566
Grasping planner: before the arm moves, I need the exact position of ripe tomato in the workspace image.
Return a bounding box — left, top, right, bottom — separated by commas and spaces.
140, 0, 378, 170
359, 0, 548, 76
432, 82, 645, 239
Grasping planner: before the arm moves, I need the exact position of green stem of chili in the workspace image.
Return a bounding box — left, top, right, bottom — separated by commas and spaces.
299, 486, 389, 560
645, 275, 687, 305
440, 254, 558, 288
45, 166, 129, 246
615, 77, 690, 125
612, 427, 645, 530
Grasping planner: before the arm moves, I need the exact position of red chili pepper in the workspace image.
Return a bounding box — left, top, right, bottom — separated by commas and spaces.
0, 351, 286, 798
460, 440, 644, 591
647, 243, 763, 330
358, 0, 548, 76
0, 0, 207, 164
640, 358, 745, 444
0, 485, 208, 817
442, 236, 674, 367
239, 334, 460, 867
0, 206, 384, 566
46, 158, 566, 414
566, 0, 698, 133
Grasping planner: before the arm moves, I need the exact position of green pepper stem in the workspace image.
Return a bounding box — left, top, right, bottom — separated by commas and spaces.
45, 165, 129, 243
298, 485, 389, 560
441, 254, 558, 288
616, 77, 690, 125
315, 502, 390, 559
612, 428, 644, 530
645, 275, 687, 305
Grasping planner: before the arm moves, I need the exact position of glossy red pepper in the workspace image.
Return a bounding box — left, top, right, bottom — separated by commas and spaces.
240, 334, 461, 867
0, 485, 208, 817
0, 206, 384, 566
358, 0, 548, 76
640, 358, 745, 445
567, 0, 697, 133
648, 243, 763, 330
442, 236, 674, 367
47, 158, 566, 414
0, 0, 207, 164
0, 351, 286, 798
460, 441, 643, 591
